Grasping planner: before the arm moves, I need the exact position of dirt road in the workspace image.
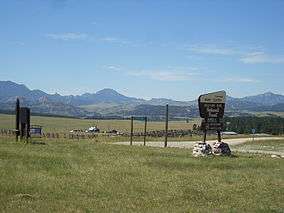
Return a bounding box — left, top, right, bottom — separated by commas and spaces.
115, 137, 284, 155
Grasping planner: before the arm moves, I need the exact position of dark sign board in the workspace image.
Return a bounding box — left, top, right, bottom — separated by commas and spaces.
20, 107, 30, 124
201, 119, 224, 131
198, 91, 226, 119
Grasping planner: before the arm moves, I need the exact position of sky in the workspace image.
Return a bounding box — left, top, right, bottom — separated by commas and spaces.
1, 0, 284, 101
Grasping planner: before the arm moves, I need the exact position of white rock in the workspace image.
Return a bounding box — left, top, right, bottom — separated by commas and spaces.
212, 141, 231, 156
192, 142, 212, 157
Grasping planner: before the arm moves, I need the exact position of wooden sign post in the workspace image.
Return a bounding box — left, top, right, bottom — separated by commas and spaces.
20, 107, 31, 141
143, 117, 147, 146
130, 116, 134, 145
198, 91, 226, 143
164, 104, 169, 148
15, 98, 20, 141
195, 90, 231, 156
15, 99, 31, 142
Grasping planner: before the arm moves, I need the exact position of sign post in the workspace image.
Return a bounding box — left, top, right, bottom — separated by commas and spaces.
193, 91, 231, 156
15, 98, 20, 141
143, 117, 147, 146
20, 107, 30, 141
130, 116, 134, 145
198, 91, 226, 141
164, 104, 169, 148
15, 99, 31, 142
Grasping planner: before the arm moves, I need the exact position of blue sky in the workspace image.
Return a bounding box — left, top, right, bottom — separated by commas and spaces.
1, 0, 284, 100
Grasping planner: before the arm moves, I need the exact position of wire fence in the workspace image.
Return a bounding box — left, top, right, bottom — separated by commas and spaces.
0, 128, 198, 140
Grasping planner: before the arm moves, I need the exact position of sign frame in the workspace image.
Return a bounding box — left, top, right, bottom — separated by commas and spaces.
198, 91, 226, 119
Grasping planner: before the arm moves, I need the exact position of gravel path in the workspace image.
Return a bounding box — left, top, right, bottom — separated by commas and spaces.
115, 137, 284, 155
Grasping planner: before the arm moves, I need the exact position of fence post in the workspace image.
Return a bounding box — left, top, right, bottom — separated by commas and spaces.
143, 117, 147, 146
165, 104, 169, 148
15, 98, 20, 141
130, 116, 134, 145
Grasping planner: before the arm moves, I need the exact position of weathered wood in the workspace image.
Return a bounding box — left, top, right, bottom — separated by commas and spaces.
130, 116, 134, 145
165, 104, 169, 148
15, 98, 20, 141
143, 117, 147, 146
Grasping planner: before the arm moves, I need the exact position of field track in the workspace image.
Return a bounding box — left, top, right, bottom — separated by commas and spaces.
115, 137, 284, 155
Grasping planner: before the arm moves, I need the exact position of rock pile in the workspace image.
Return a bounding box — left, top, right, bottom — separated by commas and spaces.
193, 141, 232, 157
212, 142, 231, 156
193, 142, 212, 157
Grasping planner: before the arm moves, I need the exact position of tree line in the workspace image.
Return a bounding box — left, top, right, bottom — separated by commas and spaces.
223, 116, 284, 135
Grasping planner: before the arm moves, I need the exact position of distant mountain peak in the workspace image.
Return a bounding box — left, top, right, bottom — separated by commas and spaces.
150, 98, 173, 101
241, 91, 284, 106
0, 80, 29, 89
1, 80, 284, 118
264, 91, 274, 94
96, 88, 121, 95
262, 91, 277, 96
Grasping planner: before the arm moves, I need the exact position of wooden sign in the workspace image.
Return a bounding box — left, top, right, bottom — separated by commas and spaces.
19, 107, 31, 140
201, 119, 224, 131
198, 91, 226, 118
20, 107, 30, 124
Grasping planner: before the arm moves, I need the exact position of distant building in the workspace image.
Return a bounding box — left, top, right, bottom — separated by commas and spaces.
221, 131, 238, 135
30, 125, 43, 136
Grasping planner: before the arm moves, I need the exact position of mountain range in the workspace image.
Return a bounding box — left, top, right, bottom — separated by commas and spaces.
1, 80, 284, 119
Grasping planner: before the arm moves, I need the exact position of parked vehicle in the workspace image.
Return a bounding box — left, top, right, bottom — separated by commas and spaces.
86, 126, 100, 133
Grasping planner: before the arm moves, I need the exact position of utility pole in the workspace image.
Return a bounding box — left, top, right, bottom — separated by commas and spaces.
165, 104, 169, 148
130, 116, 134, 145
143, 117, 147, 146
15, 98, 20, 141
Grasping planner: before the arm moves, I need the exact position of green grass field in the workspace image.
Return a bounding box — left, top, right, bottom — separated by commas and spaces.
0, 113, 198, 133
236, 139, 284, 153
0, 137, 283, 212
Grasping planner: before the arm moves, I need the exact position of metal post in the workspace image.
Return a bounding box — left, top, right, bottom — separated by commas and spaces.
20, 123, 25, 141
203, 118, 207, 143
26, 108, 30, 142
217, 130, 222, 142
15, 98, 20, 141
203, 129, 207, 143
216, 117, 222, 142
143, 117, 147, 146
165, 104, 169, 147
130, 116, 134, 145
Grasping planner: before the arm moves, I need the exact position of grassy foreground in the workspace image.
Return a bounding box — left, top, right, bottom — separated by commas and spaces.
236, 139, 284, 153
0, 137, 283, 212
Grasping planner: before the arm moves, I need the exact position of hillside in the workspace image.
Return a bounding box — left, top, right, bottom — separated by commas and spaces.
1, 80, 284, 118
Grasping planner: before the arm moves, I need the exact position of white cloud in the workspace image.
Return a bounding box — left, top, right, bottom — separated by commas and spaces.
188, 44, 237, 55
45, 33, 88, 41
240, 52, 284, 64
44, 33, 136, 47
187, 43, 284, 65
102, 65, 122, 71
100, 37, 130, 45
128, 70, 197, 81
219, 77, 260, 83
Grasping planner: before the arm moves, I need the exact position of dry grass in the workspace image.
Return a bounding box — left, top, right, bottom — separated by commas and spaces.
0, 113, 199, 133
